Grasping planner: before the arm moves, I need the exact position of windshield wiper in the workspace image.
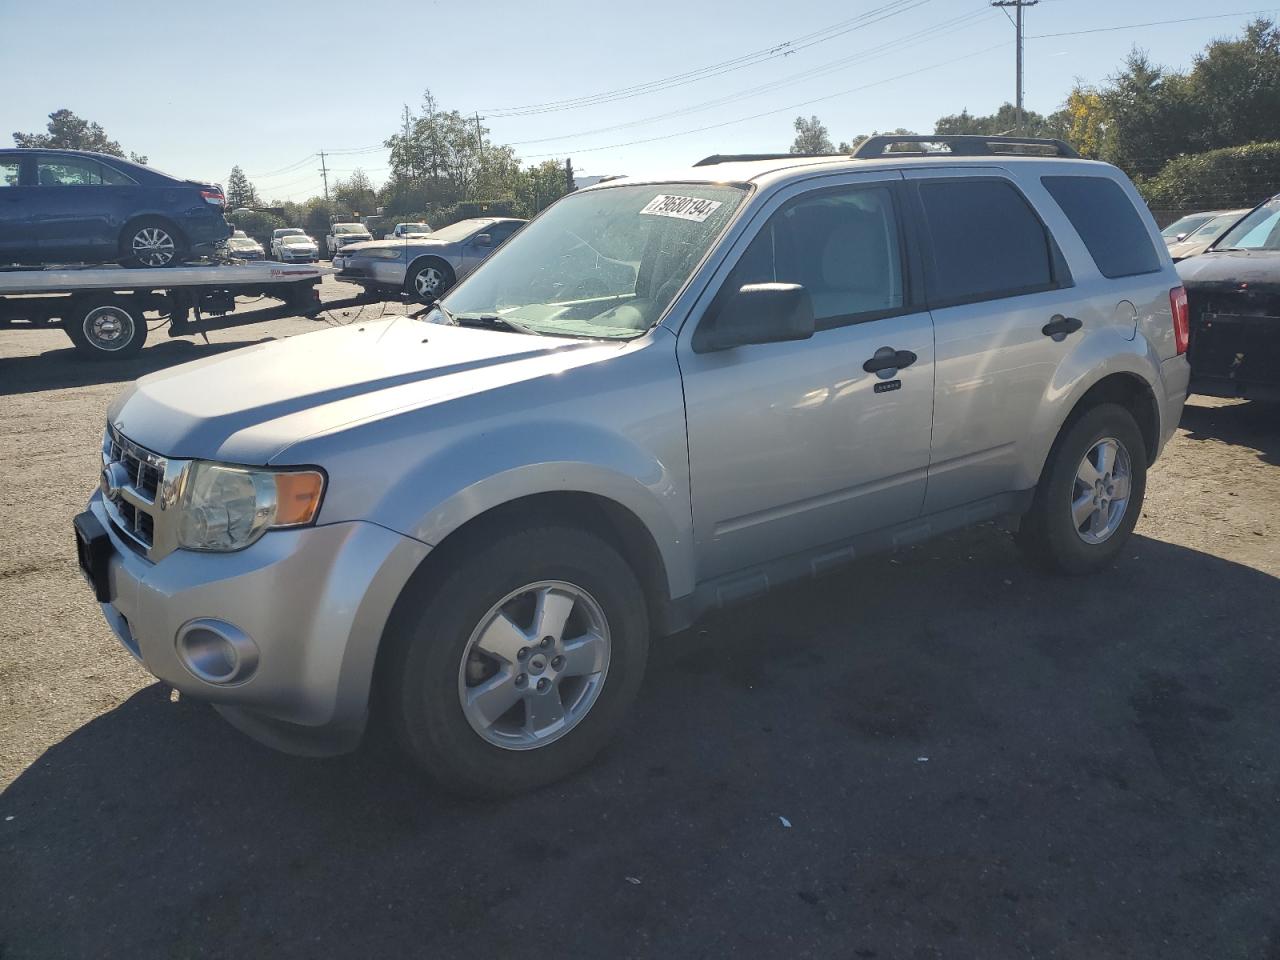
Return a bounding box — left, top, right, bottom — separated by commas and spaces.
453, 313, 545, 336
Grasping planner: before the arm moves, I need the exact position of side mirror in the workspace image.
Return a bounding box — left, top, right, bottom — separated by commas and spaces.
1175, 232, 1188, 242
695, 282, 815, 353
473, 233, 493, 247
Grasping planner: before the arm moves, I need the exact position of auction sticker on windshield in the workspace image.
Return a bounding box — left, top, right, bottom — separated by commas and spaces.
640, 195, 723, 223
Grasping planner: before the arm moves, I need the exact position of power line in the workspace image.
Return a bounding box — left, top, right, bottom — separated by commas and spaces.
482, 0, 932, 117
1028, 8, 1279, 39
523, 40, 1011, 160
509, 8, 993, 148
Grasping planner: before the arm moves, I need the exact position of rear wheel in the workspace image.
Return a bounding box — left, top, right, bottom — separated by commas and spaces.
120, 218, 187, 268
65, 295, 148, 359
383, 524, 649, 796
1016, 403, 1148, 574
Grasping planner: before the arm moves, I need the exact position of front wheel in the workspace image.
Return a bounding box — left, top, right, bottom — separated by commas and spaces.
65, 296, 148, 359
383, 524, 649, 796
405, 259, 454, 303
1016, 403, 1148, 574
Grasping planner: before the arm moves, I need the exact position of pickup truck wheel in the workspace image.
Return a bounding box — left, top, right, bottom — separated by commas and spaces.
120, 218, 187, 268
65, 296, 148, 359
384, 525, 649, 796
406, 259, 454, 303
1016, 403, 1148, 575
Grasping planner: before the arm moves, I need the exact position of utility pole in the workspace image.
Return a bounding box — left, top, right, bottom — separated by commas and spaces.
318, 150, 330, 201
474, 113, 484, 151
991, 0, 1038, 134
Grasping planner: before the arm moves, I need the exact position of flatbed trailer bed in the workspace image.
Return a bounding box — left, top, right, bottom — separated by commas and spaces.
0, 261, 390, 359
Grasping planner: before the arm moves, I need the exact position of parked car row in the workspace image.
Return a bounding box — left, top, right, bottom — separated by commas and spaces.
1162, 207, 1252, 261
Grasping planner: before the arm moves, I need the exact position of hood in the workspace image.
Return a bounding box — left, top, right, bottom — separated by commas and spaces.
340, 238, 405, 253
108, 317, 624, 464
1176, 248, 1280, 289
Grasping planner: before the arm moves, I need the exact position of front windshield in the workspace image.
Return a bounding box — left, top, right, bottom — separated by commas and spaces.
334, 224, 367, 234
1216, 199, 1280, 251
277, 229, 303, 238
283, 235, 313, 245
428, 219, 492, 242
437, 184, 747, 340
1162, 213, 1213, 238
230, 239, 258, 249
400, 223, 430, 233
1187, 212, 1239, 241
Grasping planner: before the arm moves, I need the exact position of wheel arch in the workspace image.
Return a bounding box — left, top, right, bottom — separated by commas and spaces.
118, 213, 188, 252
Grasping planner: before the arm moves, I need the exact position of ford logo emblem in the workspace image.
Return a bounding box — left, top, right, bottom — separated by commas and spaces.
100, 461, 130, 501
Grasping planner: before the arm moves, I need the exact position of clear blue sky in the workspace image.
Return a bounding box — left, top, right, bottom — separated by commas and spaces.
1, 0, 1275, 201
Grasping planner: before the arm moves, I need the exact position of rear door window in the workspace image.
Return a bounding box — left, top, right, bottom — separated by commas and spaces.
36, 156, 134, 187
1042, 175, 1161, 278
916, 178, 1057, 305
0, 157, 19, 187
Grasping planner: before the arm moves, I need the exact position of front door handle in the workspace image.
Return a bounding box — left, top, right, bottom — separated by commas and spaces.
863, 347, 917, 374
1042, 314, 1083, 340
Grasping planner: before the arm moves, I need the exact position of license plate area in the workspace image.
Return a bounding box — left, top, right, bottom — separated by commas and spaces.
74, 510, 114, 602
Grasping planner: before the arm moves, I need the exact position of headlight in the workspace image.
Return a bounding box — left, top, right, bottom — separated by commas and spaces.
177, 462, 326, 552
359, 248, 405, 261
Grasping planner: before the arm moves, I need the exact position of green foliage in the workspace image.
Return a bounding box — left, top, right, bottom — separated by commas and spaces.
226, 208, 287, 244
790, 116, 835, 154
333, 168, 377, 216
1139, 141, 1280, 214
225, 165, 259, 209
845, 129, 919, 153
934, 104, 1061, 138
13, 109, 148, 164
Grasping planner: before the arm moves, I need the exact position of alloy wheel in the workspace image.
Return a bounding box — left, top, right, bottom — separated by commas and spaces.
457, 580, 611, 750
1071, 437, 1132, 544
131, 227, 176, 266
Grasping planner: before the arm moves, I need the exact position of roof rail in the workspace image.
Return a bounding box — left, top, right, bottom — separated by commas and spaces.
693, 152, 835, 166
850, 135, 1080, 159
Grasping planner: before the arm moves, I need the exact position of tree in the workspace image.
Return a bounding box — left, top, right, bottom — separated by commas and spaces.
934, 103, 1058, 138
334, 168, 377, 215
225, 165, 260, 209
13, 109, 147, 164
226, 208, 286, 244
1185, 19, 1280, 153
516, 159, 572, 217
1051, 85, 1108, 159
846, 128, 919, 153
790, 115, 835, 154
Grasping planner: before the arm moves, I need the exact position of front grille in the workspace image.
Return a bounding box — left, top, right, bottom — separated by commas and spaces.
102, 425, 175, 556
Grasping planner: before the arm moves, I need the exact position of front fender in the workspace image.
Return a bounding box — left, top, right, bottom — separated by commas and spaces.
365, 420, 694, 598
1020, 328, 1166, 487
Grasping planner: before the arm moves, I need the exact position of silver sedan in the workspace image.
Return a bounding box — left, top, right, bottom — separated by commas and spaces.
332, 217, 526, 301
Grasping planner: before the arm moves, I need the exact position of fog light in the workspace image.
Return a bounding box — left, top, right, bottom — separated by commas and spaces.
176, 619, 259, 685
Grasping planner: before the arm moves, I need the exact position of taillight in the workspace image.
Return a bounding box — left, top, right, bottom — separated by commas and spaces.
200, 188, 225, 207
1169, 286, 1189, 355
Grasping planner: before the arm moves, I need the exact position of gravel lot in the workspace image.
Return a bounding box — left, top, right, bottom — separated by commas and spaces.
2, 280, 1278, 958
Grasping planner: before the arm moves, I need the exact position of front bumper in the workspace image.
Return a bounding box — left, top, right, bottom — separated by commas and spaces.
85, 492, 430, 753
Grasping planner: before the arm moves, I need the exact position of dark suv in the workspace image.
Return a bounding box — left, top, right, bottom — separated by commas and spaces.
0, 148, 231, 267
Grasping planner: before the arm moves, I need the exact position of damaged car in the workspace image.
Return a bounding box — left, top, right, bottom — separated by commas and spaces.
1177, 193, 1280, 402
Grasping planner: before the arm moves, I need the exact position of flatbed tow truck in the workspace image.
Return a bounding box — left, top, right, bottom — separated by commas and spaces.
0, 260, 390, 359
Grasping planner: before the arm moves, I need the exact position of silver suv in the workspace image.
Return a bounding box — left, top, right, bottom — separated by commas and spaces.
75, 136, 1191, 795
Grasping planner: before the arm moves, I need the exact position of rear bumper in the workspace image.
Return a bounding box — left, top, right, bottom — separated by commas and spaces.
1158, 354, 1191, 456
86, 492, 430, 754
184, 213, 233, 249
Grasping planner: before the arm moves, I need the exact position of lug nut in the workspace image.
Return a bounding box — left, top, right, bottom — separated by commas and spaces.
551, 655, 565, 670
540, 636, 554, 649
515, 673, 527, 687
517, 647, 531, 661
536, 678, 550, 692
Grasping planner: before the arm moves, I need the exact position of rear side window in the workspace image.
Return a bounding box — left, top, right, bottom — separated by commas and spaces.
917, 178, 1055, 305
1042, 176, 1161, 278
0, 157, 18, 187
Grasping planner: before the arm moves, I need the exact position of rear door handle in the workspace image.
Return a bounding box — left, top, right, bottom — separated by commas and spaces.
863, 347, 918, 373
1042, 314, 1082, 340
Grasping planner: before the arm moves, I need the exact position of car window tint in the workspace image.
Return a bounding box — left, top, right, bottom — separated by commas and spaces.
489, 222, 520, 242
1042, 176, 1161, 278
728, 184, 904, 326
36, 157, 128, 187
918, 178, 1053, 303
0, 158, 18, 187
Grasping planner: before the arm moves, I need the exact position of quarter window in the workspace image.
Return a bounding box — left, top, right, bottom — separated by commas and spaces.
917, 178, 1055, 304
0, 158, 18, 188
1042, 175, 1161, 278
725, 184, 904, 327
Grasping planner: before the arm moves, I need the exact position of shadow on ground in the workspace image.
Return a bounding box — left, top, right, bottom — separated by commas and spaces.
1180, 398, 1279, 466
0, 337, 278, 396
3, 527, 1279, 959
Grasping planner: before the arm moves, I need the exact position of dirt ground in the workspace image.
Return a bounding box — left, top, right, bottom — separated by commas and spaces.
1, 281, 1278, 958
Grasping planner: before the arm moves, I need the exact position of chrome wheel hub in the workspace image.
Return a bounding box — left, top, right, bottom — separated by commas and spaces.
83, 306, 135, 351
458, 581, 610, 750
1071, 437, 1132, 544
414, 267, 443, 297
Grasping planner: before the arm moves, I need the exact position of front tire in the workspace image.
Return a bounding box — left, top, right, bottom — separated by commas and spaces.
65, 295, 148, 359
405, 259, 454, 303
1016, 403, 1148, 575
383, 524, 649, 796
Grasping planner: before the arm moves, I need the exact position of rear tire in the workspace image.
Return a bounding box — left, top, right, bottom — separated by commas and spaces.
65, 295, 148, 359
382, 524, 649, 796
120, 217, 187, 268
1016, 403, 1148, 575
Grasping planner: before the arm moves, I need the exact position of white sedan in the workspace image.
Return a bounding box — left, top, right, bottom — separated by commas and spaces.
273, 234, 320, 263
